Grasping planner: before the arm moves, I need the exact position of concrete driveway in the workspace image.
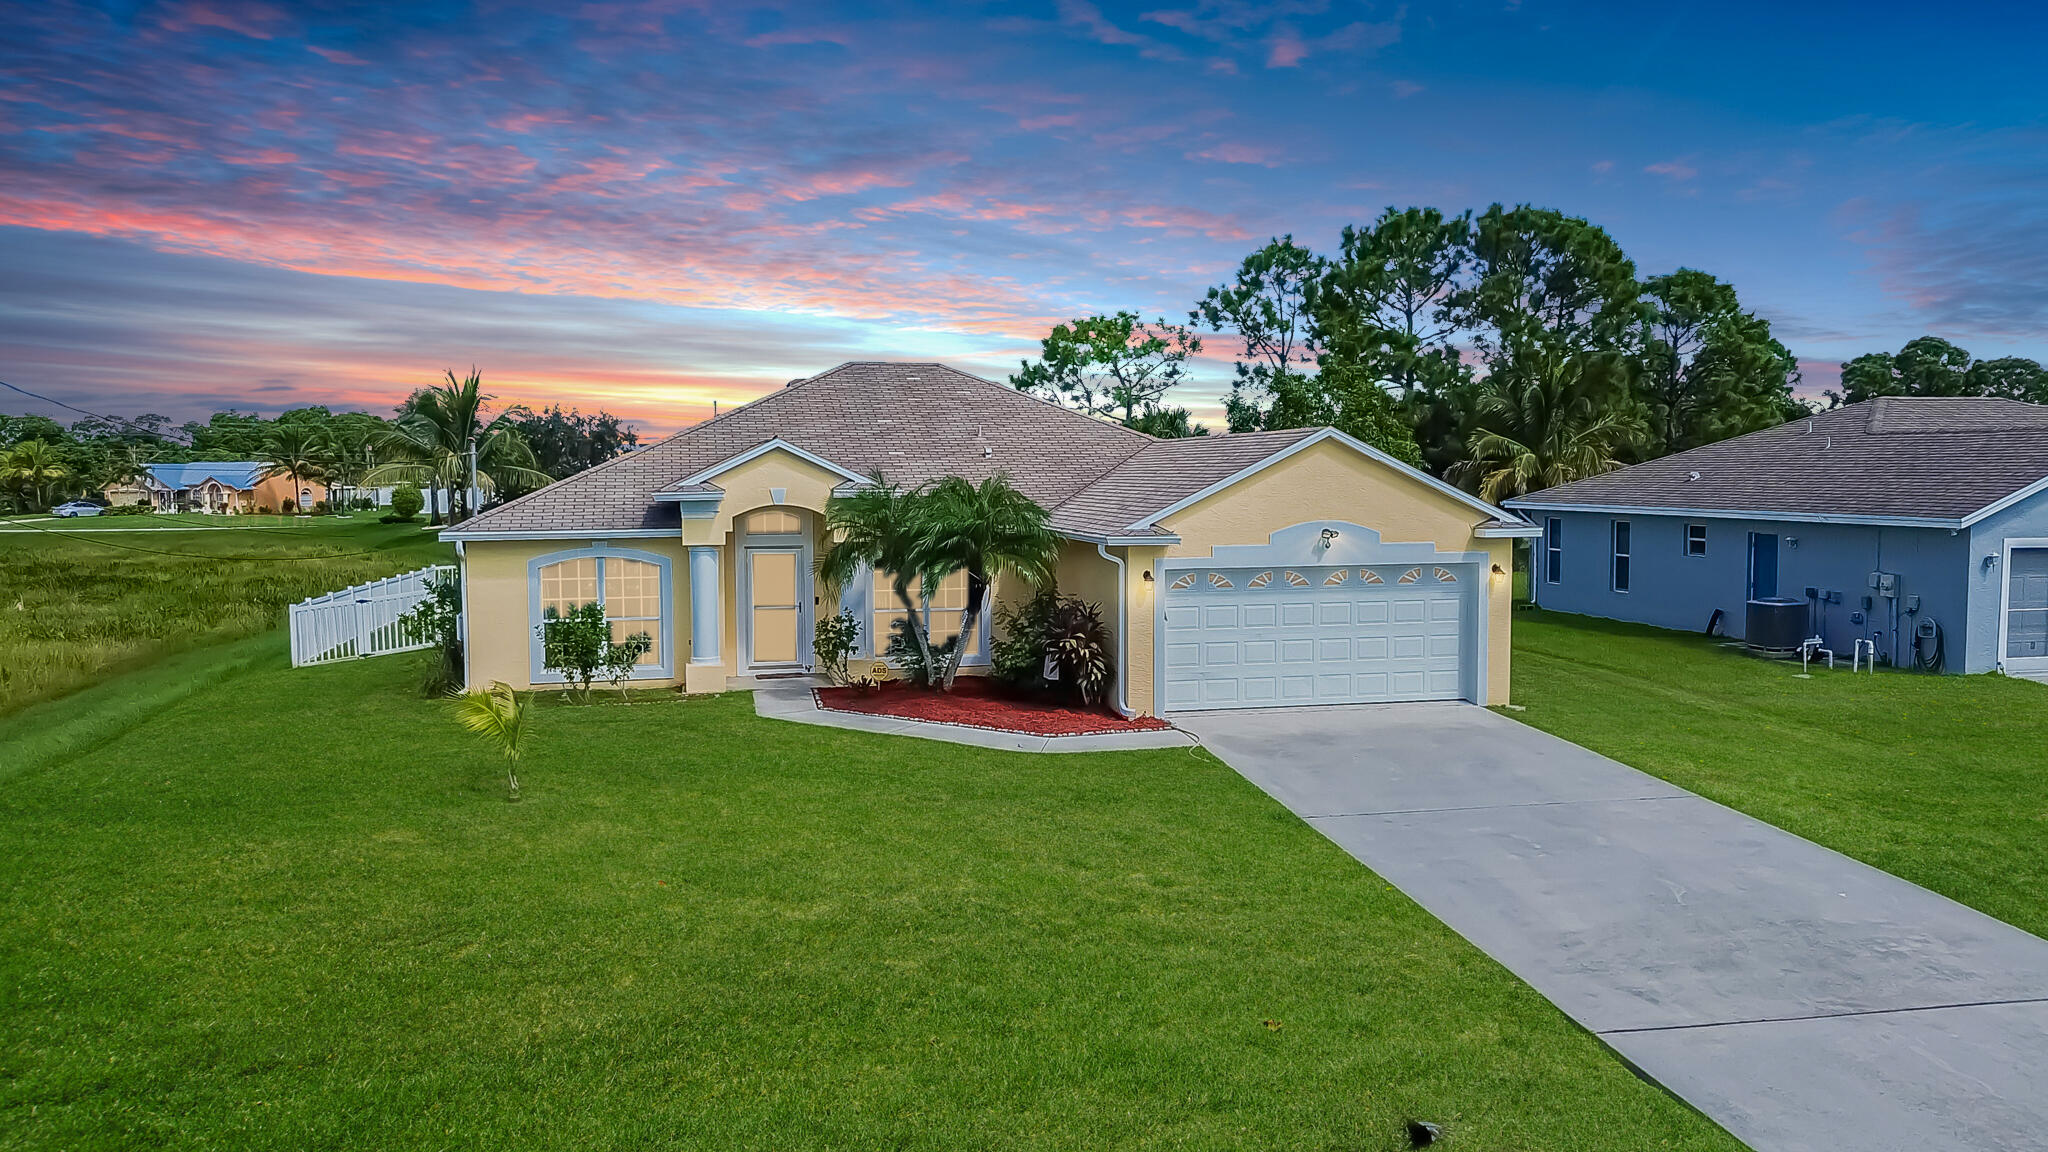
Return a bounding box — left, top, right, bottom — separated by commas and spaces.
1177, 703, 2048, 1152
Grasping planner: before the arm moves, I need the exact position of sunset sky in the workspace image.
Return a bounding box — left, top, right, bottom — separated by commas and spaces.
3, 0, 2044, 435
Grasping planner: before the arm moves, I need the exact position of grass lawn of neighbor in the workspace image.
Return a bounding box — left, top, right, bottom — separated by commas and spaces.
1509, 609, 2048, 938
0, 513, 451, 715
0, 646, 1741, 1151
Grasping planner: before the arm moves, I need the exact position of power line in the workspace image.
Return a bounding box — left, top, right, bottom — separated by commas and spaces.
0, 378, 196, 444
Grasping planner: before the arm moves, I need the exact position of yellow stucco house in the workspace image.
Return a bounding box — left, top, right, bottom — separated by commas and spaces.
444, 362, 1541, 715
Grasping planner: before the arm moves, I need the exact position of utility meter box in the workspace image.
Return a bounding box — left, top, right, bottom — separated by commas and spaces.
1869, 571, 1898, 596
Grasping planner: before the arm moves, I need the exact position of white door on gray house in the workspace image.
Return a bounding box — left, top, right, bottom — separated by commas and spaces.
2006, 547, 2048, 671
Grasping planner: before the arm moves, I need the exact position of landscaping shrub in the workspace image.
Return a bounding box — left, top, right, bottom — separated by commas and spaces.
538, 601, 649, 703
989, 588, 1110, 705
1046, 596, 1112, 705
312, 499, 330, 515
101, 504, 152, 517
400, 570, 465, 696
813, 607, 861, 686
990, 586, 1060, 693
389, 483, 424, 521
256, 505, 274, 515
281, 499, 296, 514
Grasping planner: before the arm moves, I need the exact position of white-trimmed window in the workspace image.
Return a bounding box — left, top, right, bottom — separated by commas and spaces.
1611, 520, 1631, 593
1686, 523, 1708, 557
530, 547, 671, 680
867, 569, 984, 660
1545, 517, 1563, 584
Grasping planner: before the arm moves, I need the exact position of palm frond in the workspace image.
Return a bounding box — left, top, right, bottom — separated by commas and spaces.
454, 681, 532, 763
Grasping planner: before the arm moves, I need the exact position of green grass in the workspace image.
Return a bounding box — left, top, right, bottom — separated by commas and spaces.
1509, 609, 2048, 938
0, 515, 451, 715
0, 646, 1740, 1151
4, 512, 321, 530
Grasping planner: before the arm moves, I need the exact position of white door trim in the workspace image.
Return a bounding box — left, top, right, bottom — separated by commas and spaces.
736, 510, 813, 674
1997, 537, 2048, 675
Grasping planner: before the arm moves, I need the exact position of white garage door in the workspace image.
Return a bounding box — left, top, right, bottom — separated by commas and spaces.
1160, 562, 1473, 711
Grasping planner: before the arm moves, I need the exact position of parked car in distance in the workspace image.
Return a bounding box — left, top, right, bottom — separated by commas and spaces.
52, 501, 104, 518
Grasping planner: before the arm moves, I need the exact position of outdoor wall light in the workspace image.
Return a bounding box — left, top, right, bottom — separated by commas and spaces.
1320, 528, 1341, 543
1141, 569, 1154, 582
1985, 553, 2001, 571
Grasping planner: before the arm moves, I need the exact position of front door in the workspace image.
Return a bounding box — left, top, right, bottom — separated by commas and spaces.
1748, 532, 1779, 599
745, 547, 805, 670
2004, 547, 2048, 674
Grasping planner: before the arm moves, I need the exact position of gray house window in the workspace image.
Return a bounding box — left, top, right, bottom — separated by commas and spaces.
1611, 520, 1631, 592
1686, 523, 1708, 556
1545, 517, 1562, 584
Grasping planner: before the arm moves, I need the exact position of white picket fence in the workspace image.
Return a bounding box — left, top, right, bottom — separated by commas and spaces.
289, 564, 457, 667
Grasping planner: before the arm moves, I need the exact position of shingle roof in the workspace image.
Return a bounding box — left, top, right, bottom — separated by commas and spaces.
1507, 397, 2048, 524
1046, 427, 1320, 537
452, 361, 1513, 540
146, 462, 267, 490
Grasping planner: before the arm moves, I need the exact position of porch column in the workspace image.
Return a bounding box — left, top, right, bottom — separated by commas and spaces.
688, 546, 721, 665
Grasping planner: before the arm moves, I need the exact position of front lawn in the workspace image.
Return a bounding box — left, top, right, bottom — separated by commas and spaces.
0, 647, 1737, 1151
1510, 609, 2048, 938
0, 515, 450, 714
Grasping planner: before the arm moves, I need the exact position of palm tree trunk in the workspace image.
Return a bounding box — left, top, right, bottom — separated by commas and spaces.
893, 577, 939, 685
938, 571, 986, 689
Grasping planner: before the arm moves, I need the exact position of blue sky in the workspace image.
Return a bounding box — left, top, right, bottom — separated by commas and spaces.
1, 0, 2043, 432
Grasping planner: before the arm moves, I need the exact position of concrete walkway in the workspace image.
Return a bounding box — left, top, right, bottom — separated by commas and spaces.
1177, 703, 2048, 1152
752, 684, 1198, 754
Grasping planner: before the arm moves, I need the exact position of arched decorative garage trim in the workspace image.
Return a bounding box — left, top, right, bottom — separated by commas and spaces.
1153, 521, 1492, 711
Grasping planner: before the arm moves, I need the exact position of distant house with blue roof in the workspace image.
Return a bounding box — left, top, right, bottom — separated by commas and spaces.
131, 462, 324, 513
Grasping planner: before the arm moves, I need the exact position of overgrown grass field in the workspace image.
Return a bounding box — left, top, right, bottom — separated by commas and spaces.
1510, 609, 2048, 938
0, 649, 1739, 1151
0, 515, 452, 714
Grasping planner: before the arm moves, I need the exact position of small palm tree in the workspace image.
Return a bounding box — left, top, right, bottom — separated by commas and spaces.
259, 424, 329, 512
2, 440, 70, 511
817, 477, 944, 679
1452, 347, 1643, 504
367, 369, 550, 524
454, 681, 532, 801
913, 475, 1057, 689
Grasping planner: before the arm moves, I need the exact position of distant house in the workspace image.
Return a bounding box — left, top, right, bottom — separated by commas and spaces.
1506, 397, 2048, 677
137, 462, 323, 513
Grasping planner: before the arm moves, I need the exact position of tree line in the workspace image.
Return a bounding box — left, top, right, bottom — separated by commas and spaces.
1013, 204, 2048, 501
0, 371, 639, 519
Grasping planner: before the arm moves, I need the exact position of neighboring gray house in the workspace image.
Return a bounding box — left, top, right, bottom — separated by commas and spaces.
1505, 397, 2048, 676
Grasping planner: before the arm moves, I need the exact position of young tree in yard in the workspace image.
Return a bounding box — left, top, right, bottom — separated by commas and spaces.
1451, 348, 1644, 503
258, 424, 329, 511
1190, 236, 1328, 431
1637, 270, 1799, 457
818, 478, 944, 678
1011, 312, 1202, 426
911, 475, 1058, 690
454, 681, 532, 802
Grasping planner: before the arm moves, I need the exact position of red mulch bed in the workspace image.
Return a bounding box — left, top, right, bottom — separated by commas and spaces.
815, 677, 1173, 737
